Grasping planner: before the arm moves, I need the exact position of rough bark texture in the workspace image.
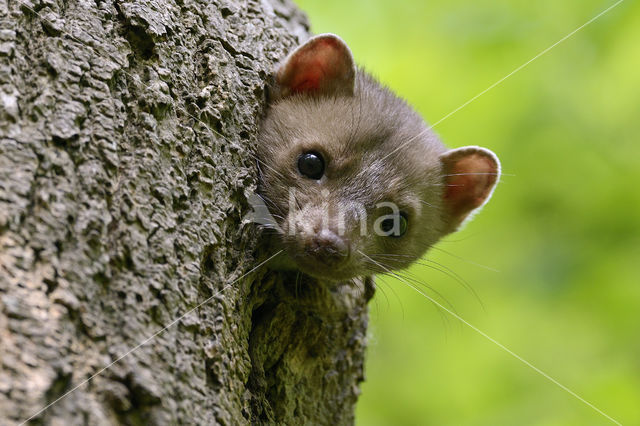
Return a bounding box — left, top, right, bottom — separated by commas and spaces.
0, 0, 371, 424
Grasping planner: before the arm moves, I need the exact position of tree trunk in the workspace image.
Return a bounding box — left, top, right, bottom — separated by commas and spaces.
0, 0, 372, 424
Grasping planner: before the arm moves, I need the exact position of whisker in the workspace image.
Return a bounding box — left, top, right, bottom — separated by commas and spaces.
371, 272, 392, 311
364, 257, 456, 319
369, 280, 381, 321
411, 260, 485, 311
361, 252, 460, 330
376, 275, 405, 322
419, 199, 438, 208
443, 172, 513, 177
393, 271, 452, 333
438, 232, 482, 243
256, 193, 287, 218
369, 252, 486, 309
394, 271, 458, 315
251, 148, 288, 181
387, 271, 453, 330
430, 246, 500, 273
376, 272, 406, 316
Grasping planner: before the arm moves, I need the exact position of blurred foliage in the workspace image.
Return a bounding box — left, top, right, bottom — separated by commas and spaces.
293, 0, 640, 424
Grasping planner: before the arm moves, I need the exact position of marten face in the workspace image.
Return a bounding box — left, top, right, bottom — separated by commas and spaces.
257, 34, 499, 281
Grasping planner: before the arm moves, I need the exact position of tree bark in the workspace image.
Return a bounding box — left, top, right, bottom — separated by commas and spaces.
0, 0, 371, 424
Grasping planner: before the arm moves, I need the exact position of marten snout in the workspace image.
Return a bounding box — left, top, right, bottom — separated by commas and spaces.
305, 228, 350, 267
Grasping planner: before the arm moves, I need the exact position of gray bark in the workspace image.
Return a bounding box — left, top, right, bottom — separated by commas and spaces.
0, 0, 371, 424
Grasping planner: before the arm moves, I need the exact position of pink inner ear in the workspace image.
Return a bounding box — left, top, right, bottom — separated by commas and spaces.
443, 151, 498, 227
277, 36, 354, 96
286, 46, 332, 93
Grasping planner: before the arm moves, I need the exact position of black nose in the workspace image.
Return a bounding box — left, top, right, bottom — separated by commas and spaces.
307, 229, 349, 266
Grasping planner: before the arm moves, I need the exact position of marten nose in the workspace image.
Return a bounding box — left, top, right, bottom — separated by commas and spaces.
307, 229, 350, 266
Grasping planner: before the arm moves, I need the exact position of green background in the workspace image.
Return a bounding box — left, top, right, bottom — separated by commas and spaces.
293, 0, 639, 424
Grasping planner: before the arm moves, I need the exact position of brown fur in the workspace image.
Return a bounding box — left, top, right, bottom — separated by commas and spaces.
257, 34, 498, 281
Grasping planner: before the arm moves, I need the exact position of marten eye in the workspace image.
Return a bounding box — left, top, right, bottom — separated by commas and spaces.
297, 151, 325, 180
380, 212, 409, 237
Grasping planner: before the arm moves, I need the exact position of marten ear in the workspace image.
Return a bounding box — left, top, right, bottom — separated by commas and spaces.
272, 33, 356, 101
439, 146, 500, 233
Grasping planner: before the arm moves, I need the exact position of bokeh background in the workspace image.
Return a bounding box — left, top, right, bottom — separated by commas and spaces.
293, 0, 639, 424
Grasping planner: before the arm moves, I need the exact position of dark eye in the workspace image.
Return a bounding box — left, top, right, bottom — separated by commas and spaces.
380, 213, 409, 237
297, 152, 325, 180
